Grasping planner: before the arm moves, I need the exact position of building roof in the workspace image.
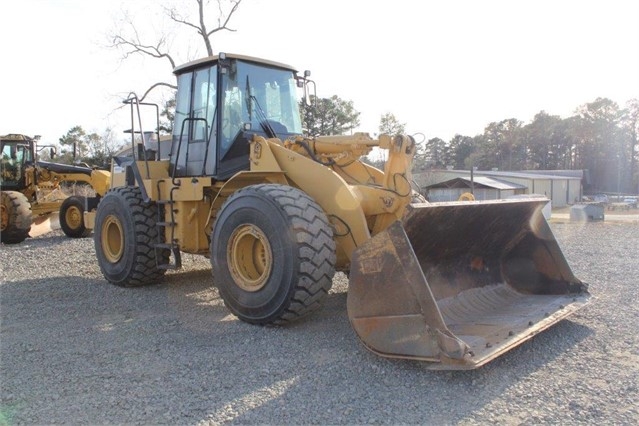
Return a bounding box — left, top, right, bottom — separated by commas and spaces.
439, 169, 582, 181
425, 176, 527, 191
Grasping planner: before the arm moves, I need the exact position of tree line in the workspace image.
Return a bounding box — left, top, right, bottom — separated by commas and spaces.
297, 94, 638, 194
52, 94, 638, 195
418, 97, 638, 194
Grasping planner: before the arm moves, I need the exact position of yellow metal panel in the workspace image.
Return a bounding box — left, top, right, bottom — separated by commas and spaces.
138, 160, 170, 180
84, 211, 96, 230
30, 201, 63, 217
169, 200, 211, 254
216, 171, 288, 193
89, 170, 111, 196
203, 170, 288, 235
150, 177, 212, 202
109, 160, 170, 193
110, 160, 126, 188
249, 137, 286, 172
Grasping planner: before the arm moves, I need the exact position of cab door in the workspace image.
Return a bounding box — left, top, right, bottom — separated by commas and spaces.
170, 66, 218, 177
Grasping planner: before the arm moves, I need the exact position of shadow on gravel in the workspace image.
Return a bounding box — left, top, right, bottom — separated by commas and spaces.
1, 270, 595, 425
1, 233, 75, 249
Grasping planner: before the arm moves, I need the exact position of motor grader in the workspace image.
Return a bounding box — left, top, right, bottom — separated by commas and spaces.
89, 53, 590, 369
0, 133, 110, 244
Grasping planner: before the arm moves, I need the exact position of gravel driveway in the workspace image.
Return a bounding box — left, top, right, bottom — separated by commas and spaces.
1, 219, 638, 425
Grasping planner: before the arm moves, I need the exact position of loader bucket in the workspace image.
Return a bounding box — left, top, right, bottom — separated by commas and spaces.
347, 199, 590, 370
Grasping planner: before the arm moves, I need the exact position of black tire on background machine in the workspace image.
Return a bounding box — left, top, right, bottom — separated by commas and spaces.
60, 196, 91, 238
1, 191, 32, 244
211, 183, 336, 325
93, 186, 169, 287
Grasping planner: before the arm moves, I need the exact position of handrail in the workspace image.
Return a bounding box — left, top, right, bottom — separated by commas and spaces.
122, 93, 161, 179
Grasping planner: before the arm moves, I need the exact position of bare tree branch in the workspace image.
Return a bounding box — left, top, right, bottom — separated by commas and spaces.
165, 0, 242, 57
111, 34, 177, 69
207, 0, 241, 38
139, 82, 178, 103
111, 0, 243, 68
198, 0, 213, 56
107, 0, 244, 110
164, 6, 202, 33
109, 13, 177, 69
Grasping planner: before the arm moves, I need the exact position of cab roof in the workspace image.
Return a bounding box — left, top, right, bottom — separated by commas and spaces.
0, 134, 33, 142
173, 52, 298, 75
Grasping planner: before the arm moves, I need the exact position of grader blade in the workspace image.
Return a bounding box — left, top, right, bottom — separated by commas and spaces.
347, 199, 590, 370
28, 213, 58, 238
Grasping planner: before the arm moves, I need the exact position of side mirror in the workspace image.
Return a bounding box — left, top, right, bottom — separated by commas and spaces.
304, 79, 316, 107
296, 70, 315, 106
303, 83, 311, 106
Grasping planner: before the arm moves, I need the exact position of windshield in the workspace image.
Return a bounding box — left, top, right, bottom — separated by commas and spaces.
220, 60, 302, 153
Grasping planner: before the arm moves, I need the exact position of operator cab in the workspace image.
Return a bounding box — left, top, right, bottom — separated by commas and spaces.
170, 53, 305, 180
0, 135, 34, 190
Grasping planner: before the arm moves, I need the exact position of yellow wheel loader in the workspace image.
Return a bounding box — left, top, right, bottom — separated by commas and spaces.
89, 53, 590, 369
0, 134, 110, 244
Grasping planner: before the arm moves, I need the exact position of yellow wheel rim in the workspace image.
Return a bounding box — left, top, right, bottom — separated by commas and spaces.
227, 224, 272, 292
101, 214, 124, 263
65, 205, 83, 230
458, 192, 475, 202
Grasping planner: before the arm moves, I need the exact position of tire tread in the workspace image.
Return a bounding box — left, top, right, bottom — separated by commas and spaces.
95, 187, 169, 287
214, 183, 336, 325
258, 184, 336, 324
1, 191, 32, 244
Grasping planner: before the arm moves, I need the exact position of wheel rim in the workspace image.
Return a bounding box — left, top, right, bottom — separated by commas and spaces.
101, 214, 124, 263
227, 224, 272, 292
0, 204, 7, 231
458, 192, 475, 201
65, 205, 83, 230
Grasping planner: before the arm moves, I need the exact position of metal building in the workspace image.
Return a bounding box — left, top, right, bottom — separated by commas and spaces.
423, 176, 527, 202
417, 170, 583, 208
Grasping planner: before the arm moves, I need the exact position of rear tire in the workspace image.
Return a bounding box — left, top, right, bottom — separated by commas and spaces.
60, 196, 91, 238
211, 184, 336, 325
1, 191, 32, 244
94, 187, 169, 287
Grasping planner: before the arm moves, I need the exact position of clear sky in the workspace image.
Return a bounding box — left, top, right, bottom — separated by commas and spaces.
2, 0, 638, 146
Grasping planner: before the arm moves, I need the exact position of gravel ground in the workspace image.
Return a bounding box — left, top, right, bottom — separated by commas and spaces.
1, 219, 638, 425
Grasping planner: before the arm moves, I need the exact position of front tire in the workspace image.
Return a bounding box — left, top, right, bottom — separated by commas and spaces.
1, 191, 32, 244
60, 196, 91, 238
94, 187, 169, 287
211, 184, 336, 325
